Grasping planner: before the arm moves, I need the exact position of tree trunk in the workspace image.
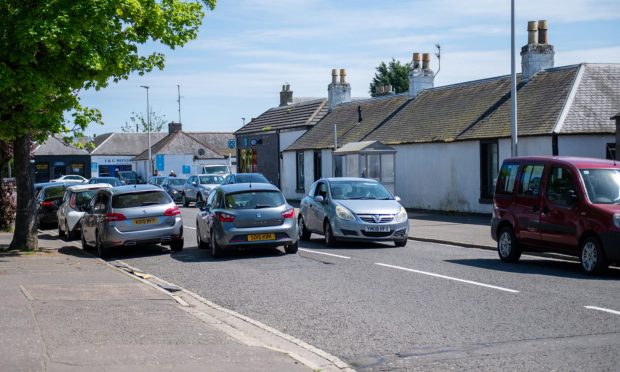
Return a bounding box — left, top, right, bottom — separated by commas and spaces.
9, 135, 37, 250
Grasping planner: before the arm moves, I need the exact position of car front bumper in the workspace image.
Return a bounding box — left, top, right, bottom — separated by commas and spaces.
331, 218, 409, 242
600, 231, 620, 262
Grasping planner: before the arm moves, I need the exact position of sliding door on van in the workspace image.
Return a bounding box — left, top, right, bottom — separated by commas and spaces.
539, 165, 580, 252
513, 163, 545, 246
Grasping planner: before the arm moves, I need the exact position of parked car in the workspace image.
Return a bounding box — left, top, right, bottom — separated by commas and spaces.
117, 170, 142, 185
50, 175, 87, 183
57, 183, 112, 240
161, 176, 187, 202
222, 172, 269, 185
492, 156, 620, 275
182, 174, 224, 207
195, 183, 298, 257
298, 178, 409, 247
148, 176, 167, 188
202, 164, 231, 175
36, 183, 82, 227
88, 177, 123, 187
80, 184, 183, 258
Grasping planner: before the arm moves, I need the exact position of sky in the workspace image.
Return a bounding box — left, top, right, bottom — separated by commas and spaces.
78, 0, 620, 136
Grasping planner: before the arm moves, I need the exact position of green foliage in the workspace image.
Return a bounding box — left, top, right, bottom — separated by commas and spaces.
121, 111, 167, 132
0, 182, 16, 231
369, 58, 412, 97
0, 0, 216, 143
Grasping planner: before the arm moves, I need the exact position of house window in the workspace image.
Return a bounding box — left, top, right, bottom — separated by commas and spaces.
480, 141, 499, 200
313, 151, 322, 181
334, 155, 344, 177
296, 151, 304, 192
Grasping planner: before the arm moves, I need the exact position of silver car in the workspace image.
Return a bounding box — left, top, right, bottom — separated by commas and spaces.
182, 174, 224, 207
195, 183, 298, 258
57, 183, 112, 240
80, 185, 184, 258
298, 178, 409, 247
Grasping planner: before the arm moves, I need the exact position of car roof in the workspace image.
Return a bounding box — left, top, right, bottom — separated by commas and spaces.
504, 156, 620, 169
67, 183, 112, 192
219, 183, 280, 193
323, 177, 380, 183
108, 184, 163, 195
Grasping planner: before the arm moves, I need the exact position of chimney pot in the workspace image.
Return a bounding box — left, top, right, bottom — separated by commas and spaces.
422, 53, 430, 70
168, 122, 182, 134
413, 52, 421, 69
339, 68, 347, 84
527, 20, 538, 44
537, 20, 548, 44
331, 69, 338, 84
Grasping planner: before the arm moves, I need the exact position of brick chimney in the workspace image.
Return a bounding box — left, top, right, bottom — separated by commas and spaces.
612, 112, 620, 161
328, 68, 351, 112
409, 52, 435, 98
168, 122, 182, 134
279, 84, 293, 107
521, 20, 555, 82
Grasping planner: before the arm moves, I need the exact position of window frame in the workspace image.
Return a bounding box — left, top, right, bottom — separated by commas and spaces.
296, 151, 305, 193
479, 140, 499, 202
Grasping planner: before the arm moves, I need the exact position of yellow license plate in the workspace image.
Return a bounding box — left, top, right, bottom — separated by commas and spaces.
133, 217, 158, 225
247, 233, 275, 242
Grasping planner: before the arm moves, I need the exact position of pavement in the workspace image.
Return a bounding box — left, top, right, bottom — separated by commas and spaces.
0, 212, 493, 372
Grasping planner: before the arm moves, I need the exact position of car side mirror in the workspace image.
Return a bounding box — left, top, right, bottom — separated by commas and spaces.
394, 196, 402, 203
192, 182, 197, 186
313, 195, 324, 203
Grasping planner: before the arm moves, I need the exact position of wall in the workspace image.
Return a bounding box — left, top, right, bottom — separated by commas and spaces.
33, 155, 91, 182
91, 155, 134, 177
558, 134, 615, 158
279, 130, 307, 151
281, 151, 304, 199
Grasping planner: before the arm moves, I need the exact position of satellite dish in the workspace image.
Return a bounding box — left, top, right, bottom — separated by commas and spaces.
198, 148, 205, 156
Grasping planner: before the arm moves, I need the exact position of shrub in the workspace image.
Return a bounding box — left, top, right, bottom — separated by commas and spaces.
0, 182, 16, 231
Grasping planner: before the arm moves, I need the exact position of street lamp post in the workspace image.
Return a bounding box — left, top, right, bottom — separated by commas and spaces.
140, 85, 152, 179
510, 0, 518, 156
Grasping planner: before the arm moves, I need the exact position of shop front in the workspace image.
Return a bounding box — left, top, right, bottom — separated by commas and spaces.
90, 156, 134, 177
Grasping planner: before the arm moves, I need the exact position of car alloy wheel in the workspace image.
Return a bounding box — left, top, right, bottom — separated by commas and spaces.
497, 226, 521, 263
298, 215, 311, 240
580, 237, 607, 275
211, 232, 223, 258
96, 234, 108, 259
182, 194, 189, 207
81, 231, 89, 250
324, 220, 337, 247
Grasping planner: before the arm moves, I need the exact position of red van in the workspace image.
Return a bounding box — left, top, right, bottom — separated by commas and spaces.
491, 156, 620, 274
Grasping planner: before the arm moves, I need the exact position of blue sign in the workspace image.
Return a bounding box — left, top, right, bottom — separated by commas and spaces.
182, 165, 191, 174
228, 139, 236, 149
91, 162, 98, 171
155, 154, 165, 171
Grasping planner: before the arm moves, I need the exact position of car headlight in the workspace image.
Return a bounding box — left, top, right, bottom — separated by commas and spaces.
335, 204, 355, 221
614, 213, 620, 229
395, 206, 408, 223
171, 189, 178, 194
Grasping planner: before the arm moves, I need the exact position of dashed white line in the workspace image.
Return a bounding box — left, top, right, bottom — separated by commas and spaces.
299, 248, 350, 259
375, 263, 520, 293
183, 226, 196, 230
585, 306, 620, 316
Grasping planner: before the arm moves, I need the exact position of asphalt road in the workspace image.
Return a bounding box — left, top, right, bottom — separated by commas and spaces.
102, 206, 620, 371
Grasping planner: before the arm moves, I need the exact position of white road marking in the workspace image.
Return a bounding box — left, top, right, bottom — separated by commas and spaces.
299, 248, 350, 259
585, 306, 620, 316
375, 263, 520, 293
184, 226, 196, 230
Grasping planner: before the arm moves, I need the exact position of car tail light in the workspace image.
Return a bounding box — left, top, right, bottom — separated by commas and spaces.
41, 201, 55, 208
217, 212, 235, 222
164, 206, 181, 216
105, 213, 126, 222
281, 209, 295, 219
69, 194, 76, 209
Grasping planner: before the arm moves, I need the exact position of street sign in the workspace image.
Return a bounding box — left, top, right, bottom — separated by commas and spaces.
155, 154, 165, 171
182, 165, 191, 174
227, 139, 236, 149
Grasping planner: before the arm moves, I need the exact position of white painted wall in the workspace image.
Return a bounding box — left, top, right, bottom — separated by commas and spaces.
559, 135, 614, 158
281, 151, 305, 200
322, 149, 333, 177
280, 130, 307, 151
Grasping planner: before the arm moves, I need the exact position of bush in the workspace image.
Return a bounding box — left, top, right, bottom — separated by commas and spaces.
0, 182, 16, 231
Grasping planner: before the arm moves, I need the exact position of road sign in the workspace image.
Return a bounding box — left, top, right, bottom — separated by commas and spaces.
227, 139, 236, 149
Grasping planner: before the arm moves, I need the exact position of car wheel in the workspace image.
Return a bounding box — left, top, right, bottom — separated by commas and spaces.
65, 222, 75, 241
95, 233, 108, 259
497, 226, 521, 263
580, 236, 607, 275
170, 238, 184, 252
298, 215, 311, 240
211, 232, 224, 258
196, 227, 208, 249
182, 194, 189, 207
394, 239, 407, 247
81, 231, 89, 250
58, 221, 65, 237
324, 220, 337, 247
284, 240, 299, 254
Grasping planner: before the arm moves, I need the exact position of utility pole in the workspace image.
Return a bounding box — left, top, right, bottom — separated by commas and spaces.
510, 0, 518, 156
177, 84, 182, 124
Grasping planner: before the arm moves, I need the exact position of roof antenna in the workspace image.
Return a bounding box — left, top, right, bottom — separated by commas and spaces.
434, 44, 441, 77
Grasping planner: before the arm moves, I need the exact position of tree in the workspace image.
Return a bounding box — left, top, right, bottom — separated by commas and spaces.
0, 0, 216, 250
369, 58, 412, 97
121, 111, 167, 133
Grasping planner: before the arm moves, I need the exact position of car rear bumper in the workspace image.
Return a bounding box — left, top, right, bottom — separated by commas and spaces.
101, 218, 183, 248
332, 219, 409, 242
216, 221, 298, 248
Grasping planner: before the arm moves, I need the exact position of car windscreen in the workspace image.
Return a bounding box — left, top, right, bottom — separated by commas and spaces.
151, 177, 165, 185
75, 190, 97, 207
112, 191, 171, 208
236, 174, 268, 183
329, 180, 393, 200
98, 178, 120, 185
580, 169, 620, 204
199, 175, 224, 184
204, 166, 228, 174
169, 178, 186, 185
42, 186, 65, 199
224, 191, 285, 209
119, 172, 136, 180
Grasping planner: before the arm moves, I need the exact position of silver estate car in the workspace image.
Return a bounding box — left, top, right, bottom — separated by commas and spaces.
80, 185, 183, 258
298, 178, 409, 247
195, 183, 298, 258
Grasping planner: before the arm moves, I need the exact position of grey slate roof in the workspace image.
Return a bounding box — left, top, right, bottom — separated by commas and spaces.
90, 132, 167, 156
133, 132, 223, 160
34, 136, 89, 156
185, 132, 235, 157
235, 98, 328, 135
287, 63, 619, 151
